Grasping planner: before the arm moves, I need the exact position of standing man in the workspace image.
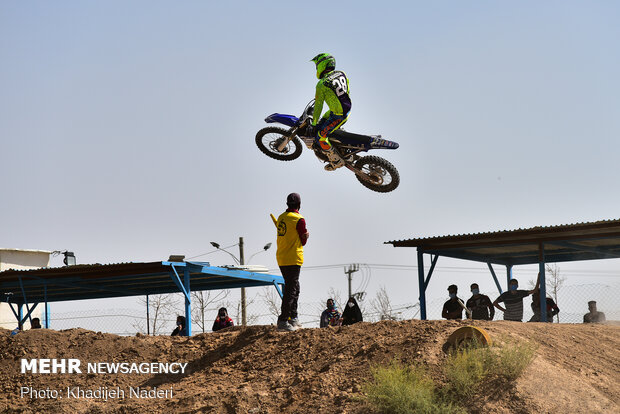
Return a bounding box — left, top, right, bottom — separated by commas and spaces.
493, 276, 539, 322
442, 285, 464, 320
466, 283, 495, 320
276, 193, 309, 332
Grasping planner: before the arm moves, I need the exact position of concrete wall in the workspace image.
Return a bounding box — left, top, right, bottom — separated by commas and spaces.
0, 249, 51, 329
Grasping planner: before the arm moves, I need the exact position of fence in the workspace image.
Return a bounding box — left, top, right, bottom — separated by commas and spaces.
1, 284, 617, 335
424, 283, 620, 323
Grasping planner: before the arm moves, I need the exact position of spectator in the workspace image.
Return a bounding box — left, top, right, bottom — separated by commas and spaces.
528, 291, 559, 322
583, 300, 606, 323
212, 307, 234, 332
171, 315, 187, 336
30, 318, 42, 329
465, 283, 494, 320
493, 276, 539, 322
276, 192, 309, 332
320, 298, 342, 327
442, 285, 464, 320
342, 297, 363, 326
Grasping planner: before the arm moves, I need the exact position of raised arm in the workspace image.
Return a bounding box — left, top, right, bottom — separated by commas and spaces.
529, 273, 541, 294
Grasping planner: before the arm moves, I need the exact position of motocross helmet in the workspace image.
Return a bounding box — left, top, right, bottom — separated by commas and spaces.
311, 53, 336, 79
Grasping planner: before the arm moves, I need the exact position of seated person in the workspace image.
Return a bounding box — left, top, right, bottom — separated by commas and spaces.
341, 297, 363, 326
212, 307, 234, 332
30, 318, 42, 329
320, 298, 342, 327
583, 301, 606, 323
171, 315, 187, 336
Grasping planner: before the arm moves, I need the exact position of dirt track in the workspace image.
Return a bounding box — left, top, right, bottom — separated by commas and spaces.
1, 320, 618, 413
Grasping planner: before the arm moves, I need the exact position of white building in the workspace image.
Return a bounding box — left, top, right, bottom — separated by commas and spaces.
0, 248, 51, 329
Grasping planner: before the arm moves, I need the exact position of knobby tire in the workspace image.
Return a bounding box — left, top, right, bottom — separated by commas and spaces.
255, 126, 303, 161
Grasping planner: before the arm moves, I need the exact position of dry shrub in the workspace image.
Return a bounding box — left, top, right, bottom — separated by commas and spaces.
362, 360, 463, 414
444, 344, 494, 399
363, 339, 536, 413
445, 337, 537, 400
494, 338, 537, 381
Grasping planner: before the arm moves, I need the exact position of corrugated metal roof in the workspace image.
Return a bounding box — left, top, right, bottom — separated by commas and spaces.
386, 218, 620, 245
0, 261, 284, 305
385, 218, 620, 266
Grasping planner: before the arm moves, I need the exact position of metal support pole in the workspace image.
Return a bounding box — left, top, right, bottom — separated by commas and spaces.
169, 264, 192, 335
417, 249, 427, 320
45, 303, 50, 329
423, 255, 438, 291
18, 305, 23, 330
20, 303, 39, 327
539, 243, 547, 322
17, 276, 33, 326
488, 263, 503, 294
7, 302, 19, 321
184, 267, 192, 336
273, 281, 284, 299
239, 236, 246, 326
44, 283, 50, 329
506, 265, 513, 288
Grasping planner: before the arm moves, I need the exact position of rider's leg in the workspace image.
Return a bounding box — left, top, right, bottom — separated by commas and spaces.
316, 111, 348, 150
316, 112, 348, 170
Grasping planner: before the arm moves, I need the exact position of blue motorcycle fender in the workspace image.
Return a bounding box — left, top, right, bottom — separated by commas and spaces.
264, 113, 299, 127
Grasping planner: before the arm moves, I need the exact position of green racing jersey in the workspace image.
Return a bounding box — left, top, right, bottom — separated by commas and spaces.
312, 70, 351, 126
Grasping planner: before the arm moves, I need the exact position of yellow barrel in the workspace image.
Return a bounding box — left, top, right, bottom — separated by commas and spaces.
443, 326, 491, 353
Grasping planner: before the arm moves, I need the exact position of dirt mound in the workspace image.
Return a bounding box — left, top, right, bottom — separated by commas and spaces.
0, 320, 618, 413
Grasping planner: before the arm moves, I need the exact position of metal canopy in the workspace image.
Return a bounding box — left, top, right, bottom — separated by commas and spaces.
0, 261, 285, 335
385, 219, 620, 321
387, 219, 620, 265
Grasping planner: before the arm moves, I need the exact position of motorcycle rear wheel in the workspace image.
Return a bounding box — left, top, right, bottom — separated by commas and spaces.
255, 127, 303, 161
354, 155, 400, 193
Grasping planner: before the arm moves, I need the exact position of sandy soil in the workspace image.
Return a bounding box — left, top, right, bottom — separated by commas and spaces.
0, 320, 618, 413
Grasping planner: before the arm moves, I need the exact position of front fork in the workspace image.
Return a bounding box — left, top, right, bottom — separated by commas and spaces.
276, 119, 309, 152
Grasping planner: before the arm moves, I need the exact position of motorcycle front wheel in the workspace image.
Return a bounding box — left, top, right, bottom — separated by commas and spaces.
255, 127, 303, 161
354, 155, 400, 193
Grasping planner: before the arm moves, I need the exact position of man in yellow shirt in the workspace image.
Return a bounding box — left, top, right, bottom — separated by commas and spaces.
276, 193, 309, 332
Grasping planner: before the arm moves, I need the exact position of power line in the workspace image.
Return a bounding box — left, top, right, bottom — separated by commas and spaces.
186, 243, 239, 260
270, 263, 619, 278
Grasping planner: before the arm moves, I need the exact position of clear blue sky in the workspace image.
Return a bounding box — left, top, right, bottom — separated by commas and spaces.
2, 1, 619, 319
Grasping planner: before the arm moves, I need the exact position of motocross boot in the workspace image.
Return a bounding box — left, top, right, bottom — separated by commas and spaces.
323, 148, 345, 171
318, 137, 345, 171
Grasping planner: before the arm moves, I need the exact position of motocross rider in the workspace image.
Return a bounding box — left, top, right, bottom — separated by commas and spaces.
309, 53, 351, 171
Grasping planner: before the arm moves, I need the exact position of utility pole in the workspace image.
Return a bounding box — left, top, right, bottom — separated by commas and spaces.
239, 236, 246, 326
344, 264, 360, 299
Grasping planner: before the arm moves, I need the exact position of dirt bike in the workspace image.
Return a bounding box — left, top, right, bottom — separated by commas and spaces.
255, 100, 400, 193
